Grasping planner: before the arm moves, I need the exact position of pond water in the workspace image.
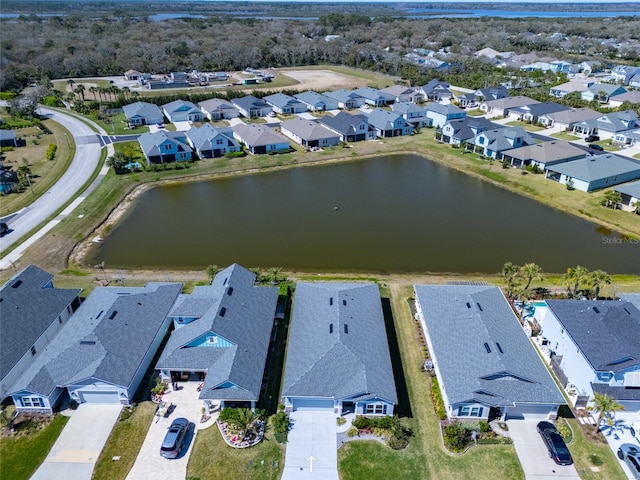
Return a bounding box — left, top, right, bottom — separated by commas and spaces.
88, 154, 638, 274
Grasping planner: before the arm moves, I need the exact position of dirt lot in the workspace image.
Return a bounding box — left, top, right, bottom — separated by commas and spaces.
277, 69, 370, 91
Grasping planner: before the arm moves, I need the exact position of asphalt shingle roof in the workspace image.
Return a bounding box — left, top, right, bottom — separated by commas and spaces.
319, 111, 371, 136
198, 98, 238, 115
367, 108, 411, 132
138, 130, 191, 158
122, 101, 163, 121
185, 124, 238, 152
414, 285, 564, 408
614, 180, 640, 198
282, 283, 398, 404
233, 124, 289, 148
547, 153, 640, 182
280, 118, 340, 142
502, 140, 584, 164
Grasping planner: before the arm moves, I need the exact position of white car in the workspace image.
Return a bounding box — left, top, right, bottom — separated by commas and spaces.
631, 421, 640, 437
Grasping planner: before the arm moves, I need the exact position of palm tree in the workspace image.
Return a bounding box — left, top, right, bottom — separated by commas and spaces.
269, 266, 282, 285
74, 84, 85, 101
520, 263, 544, 292
501, 262, 521, 298
225, 408, 261, 441
601, 190, 622, 209
588, 270, 611, 299
590, 393, 624, 432
205, 264, 219, 283
562, 265, 590, 298
632, 201, 640, 215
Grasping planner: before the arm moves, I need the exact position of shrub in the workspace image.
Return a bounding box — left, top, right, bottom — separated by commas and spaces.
443, 421, 469, 452
336, 417, 346, 426
346, 426, 358, 437
430, 377, 447, 420
555, 417, 572, 442
589, 453, 604, 466
352, 415, 370, 429
46, 144, 57, 161
478, 420, 491, 433
272, 411, 289, 434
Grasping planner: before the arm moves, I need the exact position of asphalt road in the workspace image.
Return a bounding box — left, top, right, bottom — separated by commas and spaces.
0, 108, 107, 261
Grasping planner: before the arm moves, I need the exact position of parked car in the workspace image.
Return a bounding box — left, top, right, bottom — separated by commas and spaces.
585, 134, 600, 142
630, 421, 640, 437
536, 421, 573, 466
617, 444, 640, 480
0, 222, 8, 236
160, 417, 189, 459
589, 144, 604, 152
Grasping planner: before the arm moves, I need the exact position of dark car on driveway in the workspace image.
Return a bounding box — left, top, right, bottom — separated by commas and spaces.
618, 444, 640, 480
160, 417, 189, 459
537, 421, 573, 466
585, 134, 600, 142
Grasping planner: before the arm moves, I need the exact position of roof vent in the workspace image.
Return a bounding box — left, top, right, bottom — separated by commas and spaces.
329, 297, 333, 306
96, 310, 104, 319
11, 280, 22, 289
329, 323, 333, 333
592, 306, 600, 314
496, 342, 504, 353
80, 340, 96, 345
466, 302, 471, 309
226, 287, 233, 296
220, 307, 227, 317
344, 324, 349, 334
484, 342, 492, 353
343, 299, 347, 306
477, 303, 483, 311
109, 310, 118, 320
623, 307, 631, 315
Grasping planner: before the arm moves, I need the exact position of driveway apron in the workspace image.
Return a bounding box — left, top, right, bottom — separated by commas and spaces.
281, 410, 340, 480
31, 404, 122, 480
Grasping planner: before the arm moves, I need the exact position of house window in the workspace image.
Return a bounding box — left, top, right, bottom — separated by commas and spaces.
216, 139, 223, 145
31, 346, 36, 356
458, 406, 483, 417
164, 144, 172, 150
479, 137, 484, 144
21, 397, 44, 408
207, 336, 218, 344
366, 404, 384, 414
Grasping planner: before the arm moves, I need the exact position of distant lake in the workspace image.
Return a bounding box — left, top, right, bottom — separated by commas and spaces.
88, 154, 639, 274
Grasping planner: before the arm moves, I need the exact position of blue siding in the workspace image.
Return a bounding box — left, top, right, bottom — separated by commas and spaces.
184, 332, 235, 348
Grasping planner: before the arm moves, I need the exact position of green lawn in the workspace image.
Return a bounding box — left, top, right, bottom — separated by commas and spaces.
566, 419, 627, 480
0, 414, 69, 480
465, 109, 485, 117
505, 121, 547, 132
550, 131, 580, 141
93, 113, 149, 136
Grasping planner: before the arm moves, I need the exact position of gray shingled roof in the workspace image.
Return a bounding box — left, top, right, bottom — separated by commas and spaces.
366, 108, 411, 132
282, 283, 398, 404
122, 101, 163, 121
231, 95, 270, 112
509, 102, 570, 117
156, 264, 278, 402
503, 140, 585, 164
138, 130, 192, 158
198, 98, 238, 115
319, 111, 371, 136
426, 102, 465, 116
185, 124, 238, 152
545, 300, 640, 373
162, 99, 200, 116
474, 127, 535, 152
576, 110, 639, 133
0, 266, 81, 381
352, 87, 396, 103
543, 108, 601, 125
614, 180, 640, 199
293, 91, 338, 109
392, 102, 426, 115
481, 95, 539, 111
547, 153, 640, 182
619, 293, 640, 311
441, 117, 499, 142
325, 89, 364, 104
8, 283, 182, 396
415, 285, 564, 408
0, 130, 17, 142
232, 124, 289, 148
280, 118, 340, 142
263, 93, 307, 111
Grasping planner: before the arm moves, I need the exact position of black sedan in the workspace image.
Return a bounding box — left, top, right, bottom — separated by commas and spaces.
537, 421, 573, 466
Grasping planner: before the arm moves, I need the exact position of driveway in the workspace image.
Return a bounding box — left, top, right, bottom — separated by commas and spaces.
281, 410, 339, 480
125, 381, 217, 480
31, 404, 122, 480
599, 412, 640, 480
508, 419, 581, 480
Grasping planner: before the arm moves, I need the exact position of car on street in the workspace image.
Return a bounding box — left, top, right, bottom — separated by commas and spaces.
160, 417, 189, 459
585, 134, 600, 142
589, 144, 604, 152
0, 222, 8, 236
617, 443, 640, 480
536, 421, 573, 466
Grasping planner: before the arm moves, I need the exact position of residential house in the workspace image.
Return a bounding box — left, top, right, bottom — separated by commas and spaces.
185, 124, 240, 159
162, 100, 203, 123
460, 86, 509, 109
123, 69, 143, 81
0, 130, 17, 148
520, 62, 553, 72
231, 95, 273, 118
0, 266, 81, 403
608, 90, 640, 109
580, 83, 627, 103
545, 153, 640, 192
436, 117, 498, 146
629, 74, 640, 89
380, 85, 424, 104
319, 111, 376, 142
508, 102, 570, 125
366, 108, 414, 138
549, 79, 594, 98
122, 101, 164, 126
538, 108, 601, 132
418, 79, 452, 102
293, 91, 339, 112
0, 168, 18, 194
612, 128, 640, 147
156, 264, 278, 411
391, 102, 429, 128
232, 124, 290, 155
281, 283, 397, 415
279, 118, 340, 148
572, 110, 639, 139
9, 282, 182, 413
470, 127, 534, 159
611, 65, 640, 85
198, 98, 240, 121
535, 300, 640, 412
325, 89, 366, 110
263, 93, 308, 115
480, 96, 539, 117
352, 87, 396, 107
414, 285, 565, 420
138, 130, 192, 164
501, 140, 586, 169
425, 103, 466, 128
614, 180, 640, 212
550, 60, 573, 74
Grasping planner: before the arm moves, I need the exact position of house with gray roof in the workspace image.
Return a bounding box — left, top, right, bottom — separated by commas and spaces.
470, 126, 535, 159
352, 87, 396, 107
379, 85, 424, 104
0, 129, 18, 147
122, 101, 164, 126
156, 264, 278, 411
414, 285, 565, 420
231, 95, 272, 119
536, 300, 640, 412
425, 102, 466, 128
162, 100, 203, 123
279, 118, 340, 148
614, 180, 640, 212
185, 124, 240, 159
232, 124, 290, 155
502, 140, 585, 169
325, 89, 366, 110
612, 128, 640, 147
391, 102, 429, 127
198, 98, 239, 121
611, 65, 640, 85
263, 93, 308, 114
538, 107, 601, 132
508, 102, 570, 125
418, 79, 452, 102
319, 111, 376, 142
572, 110, 639, 139
0, 266, 81, 403
459, 86, 509, 109
436, 117, 498, 146
609, 90, 640, 109
293, 91, 339, 112
282, 283, 397, 415
138, 130, 192, 164
366, 108, 413, 138
545, 153, 640, 192
549, 79, 594, 98
480, 96, 539, 117
580, 83, 627, 104
9, 282, 182, 413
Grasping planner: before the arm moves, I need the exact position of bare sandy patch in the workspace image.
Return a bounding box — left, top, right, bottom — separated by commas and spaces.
281, 69, 369, 91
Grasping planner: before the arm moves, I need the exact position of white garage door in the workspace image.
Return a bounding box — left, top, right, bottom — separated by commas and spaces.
292, 398, 334, 411
79, 391, 120, 404
507, 404, 554, 420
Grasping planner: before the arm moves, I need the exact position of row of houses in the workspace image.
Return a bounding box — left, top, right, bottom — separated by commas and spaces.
7, 264, 638, 420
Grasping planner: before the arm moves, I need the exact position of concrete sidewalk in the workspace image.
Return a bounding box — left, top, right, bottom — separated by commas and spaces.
31, 404, 122, 480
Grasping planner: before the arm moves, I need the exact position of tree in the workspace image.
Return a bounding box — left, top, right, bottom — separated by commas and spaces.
223, 408, 262, 442
206, 264, 219, 282
74, 84, 85, 101
520, 263, 544, 292
501, 262, 521, 299
269, 266, 282, 284
588, 270, 611, 300
601, 190, 621, 209
562, 265, 590, 298
632, 201, 640, 215
106, 152, 129, 174
590, 393, 624, 432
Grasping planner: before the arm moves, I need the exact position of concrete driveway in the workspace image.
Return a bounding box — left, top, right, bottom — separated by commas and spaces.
281, 410, 339, 480
31, 404, 122, 480
508, 419, 581, 480
599, 412, 640, 480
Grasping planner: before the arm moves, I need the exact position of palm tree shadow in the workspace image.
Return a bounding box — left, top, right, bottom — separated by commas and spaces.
599, 416, 628, 439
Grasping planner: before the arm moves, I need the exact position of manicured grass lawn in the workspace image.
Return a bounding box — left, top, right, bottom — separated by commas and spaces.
566, 419, 627, 480
505, 120, 547, 132
550, 131, 580, 141
465, 109, 485, 117
0, 414, 69, 480
186, 419, 284, 480
94, 113, 149, 135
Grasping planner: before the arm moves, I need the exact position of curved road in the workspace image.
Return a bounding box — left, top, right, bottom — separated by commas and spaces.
0, 108, 111, 267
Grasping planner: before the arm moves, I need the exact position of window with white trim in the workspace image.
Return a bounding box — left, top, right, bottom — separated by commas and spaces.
365, 404, 384, 414
21, 396, 45, 408
458, 406, 483, 417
